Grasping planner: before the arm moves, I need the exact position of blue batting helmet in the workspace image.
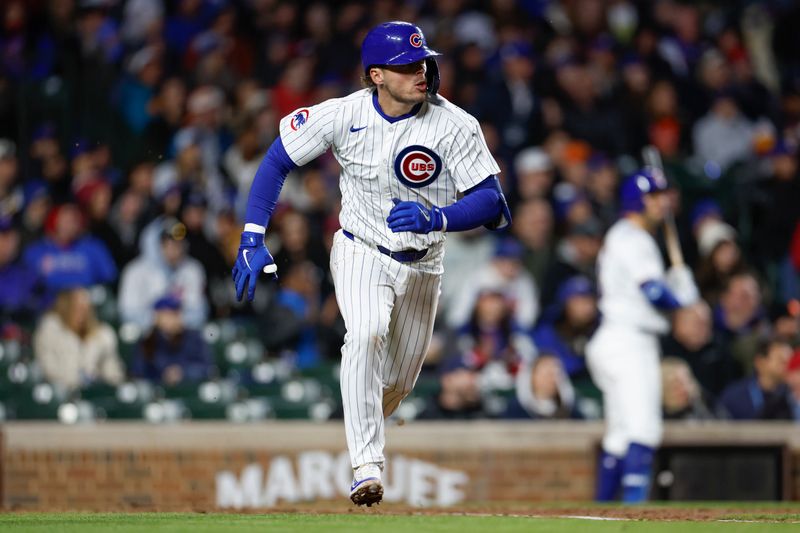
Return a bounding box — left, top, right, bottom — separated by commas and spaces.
620, 168, 669, 213
361, 21, 442, 95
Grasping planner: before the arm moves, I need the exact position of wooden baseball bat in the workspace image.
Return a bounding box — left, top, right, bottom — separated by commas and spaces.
642, 145, 684, 267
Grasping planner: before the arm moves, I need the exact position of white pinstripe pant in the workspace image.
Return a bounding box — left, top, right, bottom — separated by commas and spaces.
330, 230, 441, 468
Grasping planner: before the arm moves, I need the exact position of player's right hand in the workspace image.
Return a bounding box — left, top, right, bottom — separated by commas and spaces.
232, 231, 278, 302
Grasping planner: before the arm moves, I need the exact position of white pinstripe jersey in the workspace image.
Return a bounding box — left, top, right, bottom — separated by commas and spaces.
279, 88, 500, 265
596, 219, 670, 334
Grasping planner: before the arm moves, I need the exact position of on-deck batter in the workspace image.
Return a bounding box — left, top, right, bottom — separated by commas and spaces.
586, 168, 707, 503
231, 21, 511, 506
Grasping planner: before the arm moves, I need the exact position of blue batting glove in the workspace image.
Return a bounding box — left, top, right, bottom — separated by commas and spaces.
386, 198, 444, 234
232, 231, 277, 301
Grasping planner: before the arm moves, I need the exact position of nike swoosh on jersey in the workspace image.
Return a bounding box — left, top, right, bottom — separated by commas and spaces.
243, 249, 252, 269
349, 125, 367, 132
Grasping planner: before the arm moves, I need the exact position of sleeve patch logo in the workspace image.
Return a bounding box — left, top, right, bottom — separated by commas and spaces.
394, 145, 442, 188
409, 33, 423, 48
290, 109, 310, 130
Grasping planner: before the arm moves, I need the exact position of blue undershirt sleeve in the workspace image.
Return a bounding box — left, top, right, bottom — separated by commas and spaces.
441, 175, 509, 232
243, 137, 298, 227
640, 280, 682, 310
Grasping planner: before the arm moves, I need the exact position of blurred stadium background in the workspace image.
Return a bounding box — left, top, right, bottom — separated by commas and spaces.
1, 0, 800, 511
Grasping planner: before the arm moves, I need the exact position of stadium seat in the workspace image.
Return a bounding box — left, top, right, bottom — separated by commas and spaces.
268, 398, 313, 420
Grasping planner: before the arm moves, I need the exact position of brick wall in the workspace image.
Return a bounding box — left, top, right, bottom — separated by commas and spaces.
1, 422, 798, 510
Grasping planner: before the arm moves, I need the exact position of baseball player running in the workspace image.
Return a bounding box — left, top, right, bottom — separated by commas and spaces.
231, 21, 511, 506
586, 169, 708, 503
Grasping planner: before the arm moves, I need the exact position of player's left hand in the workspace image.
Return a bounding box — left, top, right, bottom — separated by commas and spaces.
387, 198, 444, 234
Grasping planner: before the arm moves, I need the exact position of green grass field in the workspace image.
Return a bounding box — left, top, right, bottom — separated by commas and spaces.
1, 509, 799, 533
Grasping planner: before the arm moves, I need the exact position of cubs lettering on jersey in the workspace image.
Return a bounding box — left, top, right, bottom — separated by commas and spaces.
394, 145, 442, 188
278, 89, 500, 266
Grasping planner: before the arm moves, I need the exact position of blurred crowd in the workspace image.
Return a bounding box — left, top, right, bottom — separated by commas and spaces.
1, 0, 800, 422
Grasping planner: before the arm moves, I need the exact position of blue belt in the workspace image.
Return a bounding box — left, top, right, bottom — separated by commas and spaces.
343, 230, 428, 263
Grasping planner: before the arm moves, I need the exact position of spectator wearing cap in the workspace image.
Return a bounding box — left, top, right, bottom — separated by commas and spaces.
130, 294, 212, 385
120, 0, 164, 47
118, 218, 207, 330
18, 180, 51, 247
22, 203, 117, 302
716, 336, 793, 420
586, 153, 619, 227
447, 237, 539, 331
552, 182, 594, 229
28, 123, 60, 177
0, 217, 40, 323
155, 122, 229, 212
475, 40, 543, 153
116, 44, 163, 134
694, 219, 744, 304
512, 147, 554, 206
540, 218, 603, 308
68, 139, 102, 193
533, 276, 598, 378
76, 178, 131, 267
555, 139, 591, 190
138, 183, 186, 262
180, 190, 227, 277
33, 286, 124, 391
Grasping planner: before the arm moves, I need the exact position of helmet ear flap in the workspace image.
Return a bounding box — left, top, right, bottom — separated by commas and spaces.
425, 57, 440, 96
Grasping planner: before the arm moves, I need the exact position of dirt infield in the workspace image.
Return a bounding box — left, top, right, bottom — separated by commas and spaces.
6, 501, 799, 522
240, 502, 800, 522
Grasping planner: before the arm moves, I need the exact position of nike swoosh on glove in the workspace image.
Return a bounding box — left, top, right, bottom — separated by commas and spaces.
386, 198, 444, 234
232, 231, 278, 301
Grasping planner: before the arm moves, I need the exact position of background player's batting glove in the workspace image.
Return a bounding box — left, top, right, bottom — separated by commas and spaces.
232, 231, 278, 301
387, 198, 444, 234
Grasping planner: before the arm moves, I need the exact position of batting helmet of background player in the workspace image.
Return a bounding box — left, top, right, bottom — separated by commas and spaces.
361, 21, 442, 96
620, 168, 669, 213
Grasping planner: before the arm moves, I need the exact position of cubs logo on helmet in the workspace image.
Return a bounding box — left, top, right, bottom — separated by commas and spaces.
290, 109, 309, 130
394, 145, 442, 188
409, 33, 423, 48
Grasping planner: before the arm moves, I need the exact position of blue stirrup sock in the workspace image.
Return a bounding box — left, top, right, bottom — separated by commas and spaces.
596, 449, 624, 502
621, 442, 655, 504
